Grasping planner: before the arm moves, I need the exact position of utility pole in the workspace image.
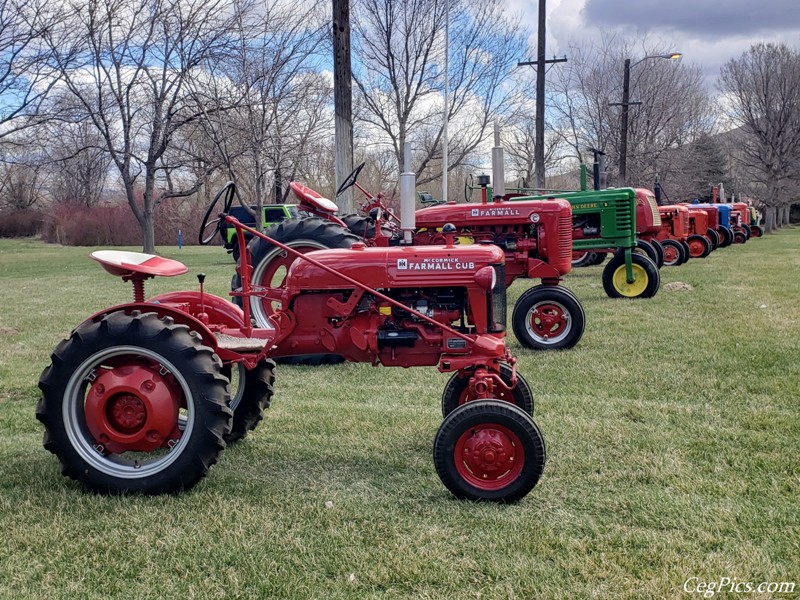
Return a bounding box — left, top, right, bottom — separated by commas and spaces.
332, 0, 354, 212
518, 0, 566, 191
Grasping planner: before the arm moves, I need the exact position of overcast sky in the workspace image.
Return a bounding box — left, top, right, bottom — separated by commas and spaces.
509, 0, 800, 89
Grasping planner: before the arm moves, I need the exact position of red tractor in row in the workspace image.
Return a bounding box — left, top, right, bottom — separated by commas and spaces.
36, 183, 546, 502
234, 163, 585, 352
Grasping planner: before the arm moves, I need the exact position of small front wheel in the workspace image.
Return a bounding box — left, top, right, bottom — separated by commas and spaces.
602, 252, 660, 298
687, 234, 711, 258
660, 239, 685, 266
441, 364, 533, 418
511, 285, 585, 350
433, 400, 546, 502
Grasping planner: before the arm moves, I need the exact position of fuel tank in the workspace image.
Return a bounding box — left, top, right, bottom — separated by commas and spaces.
284, 243, 506, 292
414, 197, 571, 229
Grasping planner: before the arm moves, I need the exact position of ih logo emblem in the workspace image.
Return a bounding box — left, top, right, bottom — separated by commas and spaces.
397, 258, 408, 270
471, 208, 479, 216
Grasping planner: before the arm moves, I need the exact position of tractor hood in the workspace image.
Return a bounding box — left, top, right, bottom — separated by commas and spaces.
284, 243, 506, 291
415, 197, 571, 228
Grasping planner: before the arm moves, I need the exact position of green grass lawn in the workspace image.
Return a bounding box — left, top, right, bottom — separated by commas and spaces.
0, 232, 798, 599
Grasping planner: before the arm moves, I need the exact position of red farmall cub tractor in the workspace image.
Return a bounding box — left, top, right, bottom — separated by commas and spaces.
238, 163, 584, 352
36, 183, 546, 502
652, 205, 692, 266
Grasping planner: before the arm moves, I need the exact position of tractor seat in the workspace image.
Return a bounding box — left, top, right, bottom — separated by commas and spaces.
91, 250, 188, 279
289, 181, 339, 214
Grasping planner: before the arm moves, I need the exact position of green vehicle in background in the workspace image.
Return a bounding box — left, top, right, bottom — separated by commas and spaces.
468, 164, 661, 299
221, 204, 299, 260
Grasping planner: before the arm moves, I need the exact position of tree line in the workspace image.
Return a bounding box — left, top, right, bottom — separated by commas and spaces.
0, 0, 797, 250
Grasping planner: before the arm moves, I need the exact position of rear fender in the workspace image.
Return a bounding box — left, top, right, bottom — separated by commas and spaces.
79, 301, 219, 351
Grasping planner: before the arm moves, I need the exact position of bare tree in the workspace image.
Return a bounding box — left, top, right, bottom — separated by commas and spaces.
351, 0, 528, 186
192, 0, 329, 227
0, 0, 61, 139
548, 35, 713, 192
43, 0, 233, 252
718, 42, 800, 232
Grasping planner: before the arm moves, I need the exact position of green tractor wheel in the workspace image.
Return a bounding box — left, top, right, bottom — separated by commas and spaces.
602, 252, 660, 298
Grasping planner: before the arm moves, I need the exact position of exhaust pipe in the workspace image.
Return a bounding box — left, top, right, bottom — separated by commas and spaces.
400, 142, 415, 245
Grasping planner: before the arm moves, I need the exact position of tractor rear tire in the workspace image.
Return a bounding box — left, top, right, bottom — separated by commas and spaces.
232, 217, 359, 328
679, 240, 692, 263
511, 285, 585, 350
433, 400, 546, 502
602, 252, 660, 298
224, 360, 276, 444
634, 240, 660, 267
687, 234, 711, 258
441, 363, 533, 418
590, 252, 607, 266
341, 213, 394, 240
571, 251, 597, 268
647, 239, 665, 268
37, 311, 231, 495
706, 228, 720, 250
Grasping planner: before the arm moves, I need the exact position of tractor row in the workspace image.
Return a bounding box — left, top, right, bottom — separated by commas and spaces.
35, 148, 762, 503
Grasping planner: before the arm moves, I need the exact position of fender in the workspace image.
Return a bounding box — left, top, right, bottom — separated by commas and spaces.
147, 290, 247, 329
80, 301, 220, 351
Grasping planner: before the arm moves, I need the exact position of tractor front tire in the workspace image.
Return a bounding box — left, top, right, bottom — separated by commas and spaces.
37, 311, 231, 495
660, 239, 685, 266
433, 400, 546, 502
511, 285, 585, 350
687, 234, 712, 258
718, 226, 734, 247
602, 252, 660, 298
442, 363, 534, 418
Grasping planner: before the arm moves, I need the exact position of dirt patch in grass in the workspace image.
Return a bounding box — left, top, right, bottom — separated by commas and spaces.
663, 281, 694, 291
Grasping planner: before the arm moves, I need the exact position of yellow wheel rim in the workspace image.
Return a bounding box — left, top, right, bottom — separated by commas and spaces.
612, 263, 648, 297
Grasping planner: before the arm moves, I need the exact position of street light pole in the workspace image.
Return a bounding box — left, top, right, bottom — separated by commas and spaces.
614, 53, 682, 185
619, 58, 632, 185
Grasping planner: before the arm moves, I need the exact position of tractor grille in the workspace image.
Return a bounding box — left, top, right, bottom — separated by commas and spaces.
553, 213, 573, 273
646, 195, 661, 227
616, 199, 634, 233
490, 263, 506, 333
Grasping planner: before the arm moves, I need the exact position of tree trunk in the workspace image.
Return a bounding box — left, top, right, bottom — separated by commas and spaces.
765, 206, 776, 233
333, 0, 354, 213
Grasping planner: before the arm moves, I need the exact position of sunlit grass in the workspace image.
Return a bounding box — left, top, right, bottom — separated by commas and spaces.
0, 231, 798, 599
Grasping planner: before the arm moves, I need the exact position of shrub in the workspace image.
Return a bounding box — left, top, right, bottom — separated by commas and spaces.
0, 209, 45, 238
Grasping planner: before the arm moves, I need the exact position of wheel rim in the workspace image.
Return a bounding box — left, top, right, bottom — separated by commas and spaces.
63, 346, 194, 479
611, 263, 649, 297
226, 362, 246, 412
524, 300, 572, 346
454, 423, 524, 490
662, 243, 679, 265
250, 241, 331, 326
688, 238, 706, 257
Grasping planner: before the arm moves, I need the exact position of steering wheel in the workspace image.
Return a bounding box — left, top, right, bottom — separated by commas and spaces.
199, 181, 236, 245
335, 162, 365, 197
464, 174, 474, 202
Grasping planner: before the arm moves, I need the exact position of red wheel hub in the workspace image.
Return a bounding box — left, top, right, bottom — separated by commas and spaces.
663, 245, 679, 262
529, 303, 567, 340
455, 424, 524, 490
84, 364, 182, 453
688, 239, 704, 257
